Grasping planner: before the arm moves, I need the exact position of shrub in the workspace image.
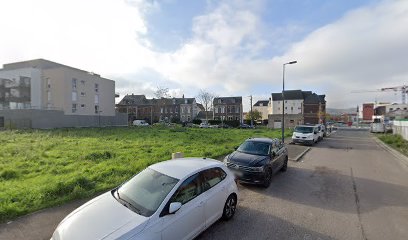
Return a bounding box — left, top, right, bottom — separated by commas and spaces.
192, 119, 202, 124
85, 151, 114, 161
0, 169, 18, 180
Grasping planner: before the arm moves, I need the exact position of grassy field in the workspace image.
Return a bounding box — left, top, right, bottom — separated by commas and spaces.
377, 133, 408, 157
0, 126, 291, 222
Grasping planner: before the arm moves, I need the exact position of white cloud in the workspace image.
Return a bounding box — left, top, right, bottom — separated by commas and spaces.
2, 0, 408, 110
0, 0, 155, 75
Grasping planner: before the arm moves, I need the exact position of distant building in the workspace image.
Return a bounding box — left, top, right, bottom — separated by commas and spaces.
213, 97, 243, 123
268, 90, 326, 129
362, 103, 374, 121
253, 100, 269, 122
116, 94, 199, 123
0, 59, 126, 129
303, 93, 326, 124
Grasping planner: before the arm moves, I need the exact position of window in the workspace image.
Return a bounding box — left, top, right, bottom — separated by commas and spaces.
72, 104, 77, 113
94, 95, 99, 104
236, 106, 240, 113
291, 107, 293, 110
390, 108, 393, 111
72, 78, 77, 90
80, 104, 85, 108
80, 92, 85, 97
80, 80, 85, 85
95, 105, 99, 114
47, 78, 51, 89
187, 107, 190, 113
72, 92, 77, 101
95, 83, 99, 92
228, 116, 233, 120
214, 108, 218, 113
201, 168, 226, 191
171, 173, 202, 205
161, 108, 163, 114
218, 99, 222, 103
47, 91, 51, 102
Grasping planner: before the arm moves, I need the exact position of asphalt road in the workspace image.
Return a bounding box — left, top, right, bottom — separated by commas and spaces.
197, 129, 408, 240
1, 129, 408, 240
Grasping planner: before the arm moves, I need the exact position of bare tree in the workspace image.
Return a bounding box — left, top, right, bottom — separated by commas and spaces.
154, 86, 170, 98
197, 89, 216, 122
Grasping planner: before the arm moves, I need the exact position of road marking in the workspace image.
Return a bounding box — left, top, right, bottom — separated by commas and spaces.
350, 168, 368, 240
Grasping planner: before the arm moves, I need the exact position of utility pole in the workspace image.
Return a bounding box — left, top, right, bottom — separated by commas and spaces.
249, 95, 253, 127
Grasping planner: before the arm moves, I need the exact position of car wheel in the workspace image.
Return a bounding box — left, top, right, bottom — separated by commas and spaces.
280, 157, 288, 172
262, 168, 272, 188
222, 194, 237, 220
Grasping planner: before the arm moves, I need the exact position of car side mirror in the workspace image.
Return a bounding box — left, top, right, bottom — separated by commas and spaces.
169, 202, 182, 214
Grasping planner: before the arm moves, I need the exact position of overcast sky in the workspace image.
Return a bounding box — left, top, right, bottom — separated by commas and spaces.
1, 0, 407, 111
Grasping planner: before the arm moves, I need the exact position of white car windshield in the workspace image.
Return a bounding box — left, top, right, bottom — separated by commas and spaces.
295, 126, 314, 134
117, 168, 179, 217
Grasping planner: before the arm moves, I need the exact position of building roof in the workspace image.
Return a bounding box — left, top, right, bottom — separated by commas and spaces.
271, 90, 312, 101
149, 158, 222, 179
270, 90, 325, 104
1, 59, 102, 77
304, 93, 326, 104
213, 97, 242, 105
253, 100, 269, 107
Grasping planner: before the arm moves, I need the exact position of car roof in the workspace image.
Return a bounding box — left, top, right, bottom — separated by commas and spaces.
245, 137, 277, 143
149, 157, 222, 179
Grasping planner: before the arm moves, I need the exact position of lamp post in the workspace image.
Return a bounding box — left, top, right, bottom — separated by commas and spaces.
282, 60, 297, 143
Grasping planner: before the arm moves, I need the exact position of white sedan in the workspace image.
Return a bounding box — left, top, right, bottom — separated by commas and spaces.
51, 158, 238, 240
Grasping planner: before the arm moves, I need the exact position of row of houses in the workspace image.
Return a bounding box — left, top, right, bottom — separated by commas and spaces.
116, 95, 244, 124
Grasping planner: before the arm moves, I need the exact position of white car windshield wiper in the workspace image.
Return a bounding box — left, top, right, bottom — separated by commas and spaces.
115, 189, 142, 215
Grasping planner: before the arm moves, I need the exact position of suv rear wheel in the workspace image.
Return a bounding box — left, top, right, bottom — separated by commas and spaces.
281, 157, 288, 172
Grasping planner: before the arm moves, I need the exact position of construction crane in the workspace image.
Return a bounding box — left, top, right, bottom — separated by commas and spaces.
351, 84, 408, 104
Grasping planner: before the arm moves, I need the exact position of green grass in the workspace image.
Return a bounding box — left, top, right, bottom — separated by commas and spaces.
0, 126, 291, 222
378, 133, 408, 157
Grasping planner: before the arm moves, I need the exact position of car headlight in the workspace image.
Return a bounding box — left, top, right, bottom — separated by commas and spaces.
223, 155, 229, 164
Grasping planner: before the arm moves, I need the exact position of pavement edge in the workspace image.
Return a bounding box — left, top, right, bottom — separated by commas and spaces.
373, 136, 408, 168
289, 147, 311, 162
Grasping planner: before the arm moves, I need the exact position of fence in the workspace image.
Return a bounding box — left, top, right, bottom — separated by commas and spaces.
392, 120, 408, 141
0, 109, 127, 129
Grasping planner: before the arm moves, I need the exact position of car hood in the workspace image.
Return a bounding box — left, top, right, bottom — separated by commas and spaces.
53, 192, 149, 240
228, 151, 268, 167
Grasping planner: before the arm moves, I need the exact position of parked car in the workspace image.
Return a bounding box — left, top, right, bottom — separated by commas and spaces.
316, 124, 325, 140
133, 120, 149, 126
238, 123, 254, 129
209, 124, 219, 128
218, 123, 231, 128
223, 138, 288, 188
51, 158, 238, 240
292, 125, 320, 145
199, 123, 209, 128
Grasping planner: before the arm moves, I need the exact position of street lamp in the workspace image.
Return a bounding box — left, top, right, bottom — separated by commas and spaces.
282, 60, 297, 143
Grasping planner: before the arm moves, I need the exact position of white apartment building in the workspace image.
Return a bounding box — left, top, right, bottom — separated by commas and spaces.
270, 90, 312, 114
0, 59, 115, 116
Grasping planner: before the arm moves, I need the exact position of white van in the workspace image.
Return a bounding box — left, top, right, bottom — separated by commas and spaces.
132, 120, 149, 126
292, 125, 319, 145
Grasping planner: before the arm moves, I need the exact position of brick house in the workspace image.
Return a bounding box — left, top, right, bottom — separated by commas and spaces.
213, 97, 243, 123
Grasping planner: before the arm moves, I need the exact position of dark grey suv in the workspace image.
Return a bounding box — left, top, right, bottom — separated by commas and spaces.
223, 138, 288, 188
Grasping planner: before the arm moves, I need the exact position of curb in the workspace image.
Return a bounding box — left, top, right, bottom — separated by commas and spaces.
373, 136, 408, 168
289, 147, 311, 162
